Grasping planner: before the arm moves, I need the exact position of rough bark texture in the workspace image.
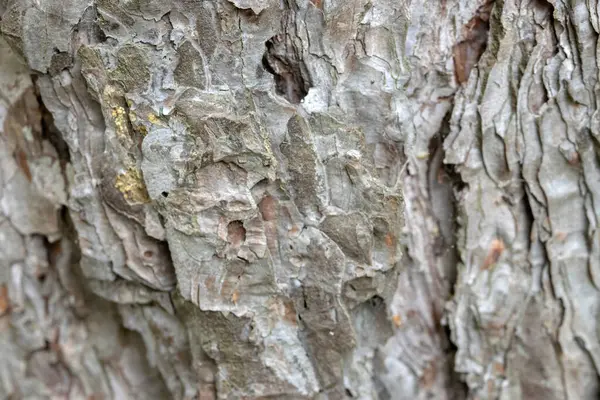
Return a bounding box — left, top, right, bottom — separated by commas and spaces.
1, 0, 599, 399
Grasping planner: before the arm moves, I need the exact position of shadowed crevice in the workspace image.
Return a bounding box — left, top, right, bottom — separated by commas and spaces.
261, 10, 312, 104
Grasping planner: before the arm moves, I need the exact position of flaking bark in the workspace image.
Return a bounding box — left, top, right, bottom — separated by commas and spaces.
1, 0, 600, 399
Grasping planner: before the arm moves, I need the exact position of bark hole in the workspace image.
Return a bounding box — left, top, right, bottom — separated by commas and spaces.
227, 220, 246, 247
262, 34, 312, 104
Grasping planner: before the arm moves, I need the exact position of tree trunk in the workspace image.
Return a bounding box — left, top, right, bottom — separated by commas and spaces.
0, 0, 598, 399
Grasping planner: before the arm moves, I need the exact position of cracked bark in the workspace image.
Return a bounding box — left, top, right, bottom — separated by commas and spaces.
2, 0, 600, 399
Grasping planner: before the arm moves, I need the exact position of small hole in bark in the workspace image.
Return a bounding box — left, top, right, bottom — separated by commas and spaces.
227, 221, 246, 246
144, 250, 153, 258
161, 191, 169, 198
345, 388, 354, 397
38, 273, 47, 283
96, 27, 108, 43
369, 295, 384, 307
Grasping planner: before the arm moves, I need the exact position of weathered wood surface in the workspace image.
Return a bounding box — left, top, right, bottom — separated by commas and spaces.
1, 0, 599, 399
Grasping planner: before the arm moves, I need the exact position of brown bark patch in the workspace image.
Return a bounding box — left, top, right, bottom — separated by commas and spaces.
493, 361, 505, 375
15, 149, 32, 181
453, 1, 495, 84
384, 232, 395, 248
309, 0, 323, 8
231, 289, 240, 304
205, 276, 216, 290
283, 299, 297, 325
258, 195, 277, 221
481, 238, 505, 270
0, 285, 9, 316
420, 361, 438, 388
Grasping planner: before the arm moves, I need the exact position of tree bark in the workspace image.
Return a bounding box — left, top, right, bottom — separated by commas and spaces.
0, 0, 598, 399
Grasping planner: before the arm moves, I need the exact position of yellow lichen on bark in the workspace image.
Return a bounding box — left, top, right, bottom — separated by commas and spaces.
115, 167, 151, 204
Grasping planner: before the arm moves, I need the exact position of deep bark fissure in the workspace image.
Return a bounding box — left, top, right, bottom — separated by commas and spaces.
427, 109, 468, 395
34, 79, 71, 165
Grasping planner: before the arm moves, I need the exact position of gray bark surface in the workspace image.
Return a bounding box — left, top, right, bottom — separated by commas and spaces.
0, 0, 598, 399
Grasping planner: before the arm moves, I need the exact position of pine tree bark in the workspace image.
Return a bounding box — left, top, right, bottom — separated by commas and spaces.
1, 0, 598, 399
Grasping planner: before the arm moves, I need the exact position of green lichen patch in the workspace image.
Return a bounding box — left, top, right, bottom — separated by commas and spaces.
174, 41, 206, 89
109, 45, 151, 92
78, 46, 108, 97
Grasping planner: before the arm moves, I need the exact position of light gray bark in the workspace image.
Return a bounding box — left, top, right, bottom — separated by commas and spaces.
0, 0, 598, 399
